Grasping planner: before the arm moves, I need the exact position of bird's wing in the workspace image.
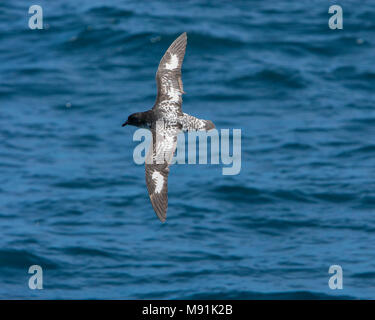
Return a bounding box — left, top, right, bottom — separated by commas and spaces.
145, 126, 179, 222
154, 32, 187, 115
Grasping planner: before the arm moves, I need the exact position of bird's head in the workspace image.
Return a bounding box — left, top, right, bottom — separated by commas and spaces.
122, 112, 144, 128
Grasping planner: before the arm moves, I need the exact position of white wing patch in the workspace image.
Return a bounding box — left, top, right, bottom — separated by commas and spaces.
152, 171, 164, 193
165, 54, 179, 70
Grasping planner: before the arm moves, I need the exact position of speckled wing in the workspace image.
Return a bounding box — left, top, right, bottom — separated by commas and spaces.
145, 127, 178, 222
181, 113, 216, 132
154, 32, 187, 116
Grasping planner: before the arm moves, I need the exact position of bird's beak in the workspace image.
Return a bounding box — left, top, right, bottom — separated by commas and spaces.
122, 121, 128, 127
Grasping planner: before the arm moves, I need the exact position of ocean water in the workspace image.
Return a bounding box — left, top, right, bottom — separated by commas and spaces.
0, 0, 374, 299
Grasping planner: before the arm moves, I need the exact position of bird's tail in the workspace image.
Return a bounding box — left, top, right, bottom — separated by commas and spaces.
180, 113, 215, 132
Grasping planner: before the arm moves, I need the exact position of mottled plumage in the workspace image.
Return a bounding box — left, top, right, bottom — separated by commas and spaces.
122, 32, 215, 222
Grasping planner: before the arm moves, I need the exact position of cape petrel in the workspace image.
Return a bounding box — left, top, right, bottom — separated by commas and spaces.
122, 32, 215, 222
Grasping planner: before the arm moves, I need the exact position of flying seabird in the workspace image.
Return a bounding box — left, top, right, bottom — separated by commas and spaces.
122, 32, 215, 222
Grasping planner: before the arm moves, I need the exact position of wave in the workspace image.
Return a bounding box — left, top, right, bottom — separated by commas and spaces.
336, 145, 375, 158
183, 290, 355, 300
86, 6, 134, 18
227, 68, 307, 89
0, 249, 60, 270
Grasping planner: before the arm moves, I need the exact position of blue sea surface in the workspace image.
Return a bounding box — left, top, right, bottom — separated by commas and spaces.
0, 0, 374, 299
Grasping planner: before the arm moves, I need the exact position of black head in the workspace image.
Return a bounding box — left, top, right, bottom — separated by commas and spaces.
122, 112, 145, 127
